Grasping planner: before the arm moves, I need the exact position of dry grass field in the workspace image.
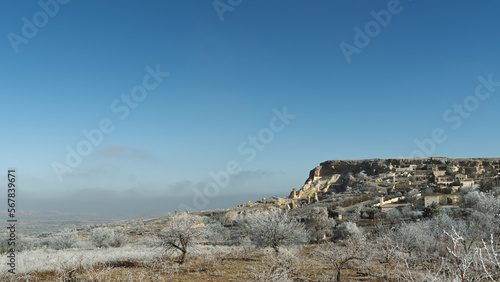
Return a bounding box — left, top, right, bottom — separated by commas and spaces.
1, 246, 385, 281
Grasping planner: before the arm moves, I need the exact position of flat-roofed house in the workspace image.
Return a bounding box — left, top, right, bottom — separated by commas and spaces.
460, 179, 474, 188
424, 194, 461, 207
436, 175, 454, 186
455, 173, 467, 182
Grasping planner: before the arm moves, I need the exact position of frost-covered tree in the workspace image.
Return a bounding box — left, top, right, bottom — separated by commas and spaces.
389, 221, 434, 259
464, 190, 500, 215
373, 235, 401, 280
443, 191, 500, 252
459, 211, 497, 252
157, 214, 205, 264
348, 205, 363, 221
306, 207, 336, 243
442, 227, 479, 281
240, 209, 309, 254
334, 221, 363, 240
427, 213, 457, 245
478, 234, 500, 280
204, 221, 230, 242
492, 186, 500, 197
405, 189, 419, 203
250, 247, 306, 281
50, 229, 78, 250
400, 205, 421, 219
91, 227, 128, 248
385, 208, 402, 224
317, 237, 368, 281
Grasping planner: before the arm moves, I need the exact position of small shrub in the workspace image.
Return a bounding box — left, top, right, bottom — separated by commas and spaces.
91, 227, 128, 248
49, 229, 78, 250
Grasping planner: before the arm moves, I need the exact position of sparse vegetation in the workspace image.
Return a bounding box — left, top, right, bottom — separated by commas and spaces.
1, 158, 499, 280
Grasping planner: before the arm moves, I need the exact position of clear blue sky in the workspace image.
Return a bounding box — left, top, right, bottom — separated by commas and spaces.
1, 1, 499, 217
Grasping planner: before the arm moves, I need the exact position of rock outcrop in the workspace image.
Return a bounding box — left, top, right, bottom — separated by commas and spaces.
295, 157, 500, 199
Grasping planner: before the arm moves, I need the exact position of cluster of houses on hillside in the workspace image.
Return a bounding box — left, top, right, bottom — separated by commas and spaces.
285, 158, 499, 218
375, 160, 500, 214
389, 161, 500, 192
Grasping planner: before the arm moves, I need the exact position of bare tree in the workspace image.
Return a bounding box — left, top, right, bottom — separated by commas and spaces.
317, 237, 368, 281
240, 209, 309, 254
374, 235, 400, 280
157, 214, 205, 264
306, 207, 336, 243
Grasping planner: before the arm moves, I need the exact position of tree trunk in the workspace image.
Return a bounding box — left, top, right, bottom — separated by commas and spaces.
179, 250, 187, 264
273, 244, 279, 255
384, 263, 388, 280
336, 269, 341, 281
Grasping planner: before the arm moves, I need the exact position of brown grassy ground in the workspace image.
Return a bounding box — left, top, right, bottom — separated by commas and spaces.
3, 247, 385, 281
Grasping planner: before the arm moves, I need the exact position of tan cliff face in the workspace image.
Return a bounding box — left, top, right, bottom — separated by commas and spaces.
308, 159, 393, 181
229, 157, 499, 214
295, 157, 500, 199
